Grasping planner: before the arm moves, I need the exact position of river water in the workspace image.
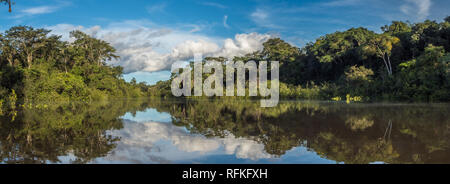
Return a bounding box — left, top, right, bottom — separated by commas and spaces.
1, 99, 449, 164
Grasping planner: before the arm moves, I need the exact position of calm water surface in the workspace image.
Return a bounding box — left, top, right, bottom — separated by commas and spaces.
1, 99, 449, 164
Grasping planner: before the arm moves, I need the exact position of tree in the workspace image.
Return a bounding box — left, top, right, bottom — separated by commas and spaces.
364, 34, 400, 76
445, 16, 450, 23
0, 34, 16, 66
5, 26, 51, 68
39, 35, 63, 62
0, 0, 12, 12
94, 39, 119, 66
302, 28, 377, 82
130, 78, 137, 85
382, 21, 411, 35
345, 65, 374, 83
261, 38, 300, 63
409, 20, 446, 54
70, 30, 118, 66
344, 65, 374, 95
58, 42, 71, 73
205, 56, 228, 63
397, 45, 450, 101
309, 28, 375, 64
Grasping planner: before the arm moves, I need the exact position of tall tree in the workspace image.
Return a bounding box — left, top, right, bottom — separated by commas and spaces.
70, 30, 118, 66
39, 35, 63, 62
309, 28, 375, 64
261, 38, 300, 63
58, 41, 71, 73
382, 21, 411, 35
0, 35, 16, 66
5, 26, 51, 68
364, 34, 400, 76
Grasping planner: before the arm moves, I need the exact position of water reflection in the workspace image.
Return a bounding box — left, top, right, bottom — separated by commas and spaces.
93, 120, 272, 164
0, 99, 449, 164
0, 100, 148, 164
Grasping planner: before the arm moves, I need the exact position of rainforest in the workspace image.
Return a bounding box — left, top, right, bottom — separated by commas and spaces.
0, 1, 449, 165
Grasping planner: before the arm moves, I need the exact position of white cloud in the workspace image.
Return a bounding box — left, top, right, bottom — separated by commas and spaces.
200, 2, 227, 9
251, 8, 269, 22
47, 24, 101, 41
13, 2, 71, 19
93, 120, 272, 163
186, 24, 203, 33
400, 0, 432, 20
223, 15, 230, 28
48, 21, 272, 73
250, 8, 284, 29
21, 6, 57, 15
147, 3, 167, 13
321, 0, 361, 7
217, 33, 272, 57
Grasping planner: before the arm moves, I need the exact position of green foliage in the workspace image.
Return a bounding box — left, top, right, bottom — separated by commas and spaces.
382, 21, 412, 34
148, 80, 174, 98
0, 26, 150, 105
150, 17, 450, 102
310, 28, 375, 64
0, 99, 3, 115
2, 16, 450, 104
7, 89, 16, 109
395, 45, 450, 101
25, 71, 89, 103
262, 38, 300, 63
279, 82, 325, 99
345, 65, 374, 82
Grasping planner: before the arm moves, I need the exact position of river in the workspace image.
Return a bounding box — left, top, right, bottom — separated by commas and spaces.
0, 99, 449, 164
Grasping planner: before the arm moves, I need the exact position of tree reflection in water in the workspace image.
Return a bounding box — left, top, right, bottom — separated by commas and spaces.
147, 99, 450, 164
0, 99, 449, 164
0, 100, 149, 163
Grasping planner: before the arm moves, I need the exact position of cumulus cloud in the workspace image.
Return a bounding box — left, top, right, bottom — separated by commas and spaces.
94, 120, 272, 163
48, 21, 272, 73
400, 0, 432, 20
113, 121, 220, 153
222, 137, 272, 160
217, 33, 271, 57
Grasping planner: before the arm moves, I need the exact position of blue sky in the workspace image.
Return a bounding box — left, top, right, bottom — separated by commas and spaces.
1, 0, 449, 84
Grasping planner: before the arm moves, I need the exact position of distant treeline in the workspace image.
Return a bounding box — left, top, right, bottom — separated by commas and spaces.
150, 17, 450, 102
0, 26, 150, 109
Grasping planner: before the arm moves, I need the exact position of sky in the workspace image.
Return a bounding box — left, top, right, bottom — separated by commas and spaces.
1, 0, 449, 84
